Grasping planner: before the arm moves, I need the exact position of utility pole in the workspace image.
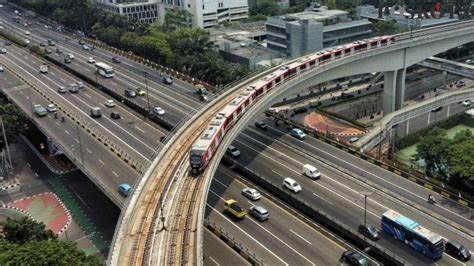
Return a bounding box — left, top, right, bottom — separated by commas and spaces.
75, 125, 84, 166
144, 71, 151, 114
0, 117, 12, 168
359, 191, 374, 232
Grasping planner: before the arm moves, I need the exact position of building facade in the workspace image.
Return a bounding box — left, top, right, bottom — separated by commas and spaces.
95, 0, 249, 29
265, 7, 372, 58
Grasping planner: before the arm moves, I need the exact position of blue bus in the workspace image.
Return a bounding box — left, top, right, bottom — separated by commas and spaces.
381, 210, 444, 260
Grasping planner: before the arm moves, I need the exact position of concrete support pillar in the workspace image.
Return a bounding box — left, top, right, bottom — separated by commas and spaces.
383, 68, 407, 114
383, 70, 397, 114
395, 68, 406, 110
447, 104, 450, 117
427, 112, 431, 125
405, 120, 410, 135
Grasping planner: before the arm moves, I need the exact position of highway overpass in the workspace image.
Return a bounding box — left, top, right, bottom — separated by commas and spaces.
110, 21, 474, 265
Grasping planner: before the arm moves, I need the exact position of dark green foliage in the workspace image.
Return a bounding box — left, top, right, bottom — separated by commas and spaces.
0, 103, 29, 149
1, 217, 56, 245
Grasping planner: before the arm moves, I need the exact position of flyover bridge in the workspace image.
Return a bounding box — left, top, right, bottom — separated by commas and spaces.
109, 21, 474, 265
418, 56, 474, 79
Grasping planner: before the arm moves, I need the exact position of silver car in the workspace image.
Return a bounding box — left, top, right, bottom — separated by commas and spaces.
242, 188, 261, 201
250, 206, 269, 221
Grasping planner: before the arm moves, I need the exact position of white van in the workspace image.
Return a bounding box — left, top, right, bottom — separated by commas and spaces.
283, 177, 302, 193
303, 164, 320, 180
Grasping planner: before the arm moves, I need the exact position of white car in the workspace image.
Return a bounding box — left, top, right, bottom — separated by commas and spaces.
283, 177, 302, 193
105, 100, 116, 108
82, 45, 90, 50
24, 39, 30, 44
0, 48, 6, 54
46, 104, 56, 112
25, 30, 30, 35
462, 100, 471, 107
0, 26, 3, 30
0, 65, 4, 72
242, 188, 261, 201
67, 53, 74, 59
87, 57, 95, 64
465, 59, 473, 65
153, 107, 165, 116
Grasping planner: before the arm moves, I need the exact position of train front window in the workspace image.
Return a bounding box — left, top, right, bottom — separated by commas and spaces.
191, 155, 202, 165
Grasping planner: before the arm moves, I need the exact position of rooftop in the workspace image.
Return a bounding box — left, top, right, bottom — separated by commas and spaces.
283, 10, 348, 23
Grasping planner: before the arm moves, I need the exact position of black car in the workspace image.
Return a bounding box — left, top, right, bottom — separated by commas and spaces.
445, 240, 471, 262
112, 56, 121, 64
255, 121, 268, 130
44, 48, 52, 54
358, 224, 379, 240
4, 41, 11, 46
110, 112, 121, 120
39, 42, 46, 47
341, 250, 368, 266
124, 89, 136, 98
56, 48, 63, 54
199, 94, 209, 102
163, 76, 173, 85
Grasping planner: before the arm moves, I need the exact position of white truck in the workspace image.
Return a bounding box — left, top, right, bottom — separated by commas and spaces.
303, 164, 321, 180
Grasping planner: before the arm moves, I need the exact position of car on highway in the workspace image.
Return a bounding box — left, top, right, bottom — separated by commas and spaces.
39, 64, 48, 73
33, 104, 47, 117
0, 65, 4, 72
462, 100, 472, 107
66, 53, 74, 60
47, 39, 56, 46
124, 89, 136, 98
283, 177, 301, 193
431, 106, 443, 113
112, 56, 121, 64
445, 240, 471, 262
358, 224, 379, 240
24, 30, 30, 35
110, 111, 121, 120
23, 22, 28, 27
4, 41, 11, 46
226, 145, 240, 158
44, 48, 52, 54
64, 57, 72, 64
465, 59, 473, 65
105, 100, 116, 108
57, 86, 67, 93
290, 128, 306, 140
456, 80, 465, 87
39, 42, 46, 47
46, 104, 57, 113
241, 188, 261, 201
249, 206, 269, 221
163, 76, 173, 85
24, 39, 31, 45
87, 57, 95, 64
0, 48, 6, 54
153, 107, 165, 116
118, 183, 132, 197
199, 94, 209, 102
341, 250, 368, 266
136, 88, 146, 96
68, 85, 78, 93
0, 26, 3, 30
82, 44, 90, 50
78, 39, 86, 45
76, 82, 85, 89
56, 48, 63, 54
255, 121, 268, 130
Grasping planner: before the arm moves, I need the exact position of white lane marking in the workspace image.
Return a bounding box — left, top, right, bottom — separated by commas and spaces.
27, 163, 31, 167
312, 192, 333, 205
134, 126, 145, 134
34, 172, 39, 177
83, 93, 91, 99
84, 68, 91, 72
98, 159, 105, 165
210, 189, 314, 265
3, 56, 153, 161
112, 171, 118, 177
212, 178, 227, 188
50, 72, 56, 76
111, 81, 118, 86
60, 78, 66, 82
289, 229, 312, 245
86, 148, 92, 154
208, 257, 219, 266
55, 122, 60, 127
64, 130, 70, 135
206, 203, 288, 266
271, 169, 282, 176
75, 138, 80, 143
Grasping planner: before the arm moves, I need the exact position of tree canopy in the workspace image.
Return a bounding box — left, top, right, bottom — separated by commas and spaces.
0, 103, 29, 149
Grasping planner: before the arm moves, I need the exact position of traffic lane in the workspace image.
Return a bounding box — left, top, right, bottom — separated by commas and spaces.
3, 48, 158, 161
203, 228, 250, 266
258, 116, 474, 230
0, 68, 24, 89
211, 168, 346, 265
231, 129, 470, 264
3, 85, 135, 206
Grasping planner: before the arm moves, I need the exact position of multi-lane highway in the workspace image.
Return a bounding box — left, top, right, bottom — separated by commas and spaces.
228, 118, 473, 265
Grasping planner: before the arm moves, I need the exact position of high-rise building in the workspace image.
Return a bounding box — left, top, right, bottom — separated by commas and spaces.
95, 0, 249, 29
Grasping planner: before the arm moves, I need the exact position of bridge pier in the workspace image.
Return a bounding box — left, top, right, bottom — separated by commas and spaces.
383, 68, 406, 114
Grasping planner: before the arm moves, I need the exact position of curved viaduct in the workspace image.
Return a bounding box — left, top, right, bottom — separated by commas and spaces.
109, 21, 474, 265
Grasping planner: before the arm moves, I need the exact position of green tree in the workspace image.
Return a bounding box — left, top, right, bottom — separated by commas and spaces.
250, 0, 280, 16
162, 8, 193, 32
0, 103, 29, 149
322, 0, 338, 9
0, 217, 56, 245
414, 127, 450, 179
371, 21, 400, 36
0, 239, 103, 265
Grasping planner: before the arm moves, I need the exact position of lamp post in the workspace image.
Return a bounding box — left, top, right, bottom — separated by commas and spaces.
359, 191, 374, 229
75, 125, 84, 166
144, 71, 151, 114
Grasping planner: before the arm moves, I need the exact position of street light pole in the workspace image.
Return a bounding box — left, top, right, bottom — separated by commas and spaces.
144, 71, 151, 114
359, 191, 374, 229
75, 124, 84, 166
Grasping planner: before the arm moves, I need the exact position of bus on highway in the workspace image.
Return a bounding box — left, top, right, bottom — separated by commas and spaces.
381, 209, 444, 260
95, 62, 114, 78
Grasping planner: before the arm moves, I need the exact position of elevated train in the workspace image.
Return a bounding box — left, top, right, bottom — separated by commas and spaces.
190, 35, 395, 173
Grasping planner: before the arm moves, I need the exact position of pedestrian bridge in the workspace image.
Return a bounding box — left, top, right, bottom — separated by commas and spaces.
109, 21, 474, 265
